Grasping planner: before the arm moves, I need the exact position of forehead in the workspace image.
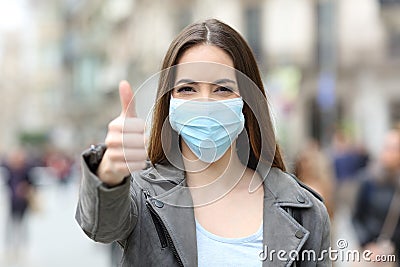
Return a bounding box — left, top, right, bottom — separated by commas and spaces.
178, 44, 233, 66
175, 45, 236, 83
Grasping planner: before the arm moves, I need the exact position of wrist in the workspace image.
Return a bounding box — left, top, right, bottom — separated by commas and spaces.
97, 162, 120, 186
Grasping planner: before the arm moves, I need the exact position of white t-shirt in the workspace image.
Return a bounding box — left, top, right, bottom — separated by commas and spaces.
196, 220, 263, 267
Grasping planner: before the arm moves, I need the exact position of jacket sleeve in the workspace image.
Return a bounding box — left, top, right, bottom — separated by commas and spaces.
75, 148, 138, 243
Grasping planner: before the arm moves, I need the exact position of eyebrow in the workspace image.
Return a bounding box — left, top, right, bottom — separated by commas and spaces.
175, 79, 196, 86
175, 78, 237, 86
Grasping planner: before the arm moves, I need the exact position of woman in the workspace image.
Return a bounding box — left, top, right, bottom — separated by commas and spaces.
294, 140, 335, 219
2, 148, 35, 258
76, 19, 330, 266
352, 125, 400, 265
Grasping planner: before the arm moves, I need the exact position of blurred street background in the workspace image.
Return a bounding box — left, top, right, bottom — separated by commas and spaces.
1, 0, 400, 266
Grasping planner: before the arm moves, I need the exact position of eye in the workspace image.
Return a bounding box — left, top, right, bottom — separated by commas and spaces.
214, 86, 234, 93
176, 86, 196, 94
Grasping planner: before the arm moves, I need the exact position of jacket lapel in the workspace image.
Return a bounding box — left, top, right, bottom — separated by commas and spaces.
148, 185, 198, 267
140, 164, 198, 267
261, 167, 313, 267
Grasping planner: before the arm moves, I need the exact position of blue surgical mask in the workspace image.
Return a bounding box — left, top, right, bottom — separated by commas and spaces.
169, 96, 245, 163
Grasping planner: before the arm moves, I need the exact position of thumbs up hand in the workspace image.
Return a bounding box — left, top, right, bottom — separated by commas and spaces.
97, 81, 147, 186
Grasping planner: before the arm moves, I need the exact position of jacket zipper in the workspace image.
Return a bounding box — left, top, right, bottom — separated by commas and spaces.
143, 190, 184, 267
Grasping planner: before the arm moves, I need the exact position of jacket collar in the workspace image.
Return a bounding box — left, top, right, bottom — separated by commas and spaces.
142, 159, 185, 184
260, 166, 313, 208
139, 161, 313, 266
143, 159, 313, 208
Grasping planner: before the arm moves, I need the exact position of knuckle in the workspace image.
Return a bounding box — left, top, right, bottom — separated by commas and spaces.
108, 151, 122, 161
108, 118, 123, 131
125, 118, 145, 133
135, 118, 145, 126
108, 120, 117, 130
129, 161, 146, 171
106, 136, 122, 148
139, 150, 148, 160
134, 118, 145, 126
123, 134, 140, 148
115, 164, 128, 174
104, 135, 113, 146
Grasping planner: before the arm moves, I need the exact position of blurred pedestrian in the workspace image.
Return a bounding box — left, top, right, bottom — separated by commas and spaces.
295, 140, 335, 218
352, 124, 400, 265
332, 129, 369, 182
1, 148, 35, 259
44, 148, 74, 185
332, 128, 369, 210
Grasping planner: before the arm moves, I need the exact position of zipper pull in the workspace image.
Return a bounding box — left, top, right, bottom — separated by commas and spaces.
143, 189, 164, 208
143, 189, 151, 200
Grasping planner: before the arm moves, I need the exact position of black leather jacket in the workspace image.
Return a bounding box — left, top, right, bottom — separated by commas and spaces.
352, 168, 400, 261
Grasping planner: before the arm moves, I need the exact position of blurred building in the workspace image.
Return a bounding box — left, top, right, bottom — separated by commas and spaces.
0, 0, 399, 159
0, 1, 65, 153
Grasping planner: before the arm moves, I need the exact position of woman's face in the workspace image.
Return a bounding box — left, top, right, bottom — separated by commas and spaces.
172, 44, 240, 100
380, 130, 400, 171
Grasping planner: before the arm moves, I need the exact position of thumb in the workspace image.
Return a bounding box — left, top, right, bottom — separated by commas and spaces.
119, 80, 137, 117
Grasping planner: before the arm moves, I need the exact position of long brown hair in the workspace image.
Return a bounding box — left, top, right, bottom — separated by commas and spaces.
148, 19, 286, 172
